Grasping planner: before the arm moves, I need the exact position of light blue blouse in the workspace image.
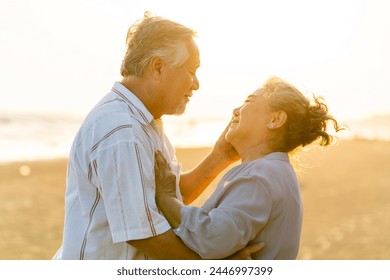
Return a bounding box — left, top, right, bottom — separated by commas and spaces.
174, 152, 303, 259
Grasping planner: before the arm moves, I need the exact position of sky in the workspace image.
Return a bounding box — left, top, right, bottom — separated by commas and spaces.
1, 0, 390, 123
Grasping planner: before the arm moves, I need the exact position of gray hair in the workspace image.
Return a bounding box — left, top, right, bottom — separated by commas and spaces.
120, 13, 197, 77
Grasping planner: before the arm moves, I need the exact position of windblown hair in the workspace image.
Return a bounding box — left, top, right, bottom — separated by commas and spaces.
120, 12, 197, 77
263, 76, 344, 153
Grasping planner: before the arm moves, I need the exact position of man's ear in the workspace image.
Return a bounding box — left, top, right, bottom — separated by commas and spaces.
271, 110, 287, 128
149, 57, 164, 80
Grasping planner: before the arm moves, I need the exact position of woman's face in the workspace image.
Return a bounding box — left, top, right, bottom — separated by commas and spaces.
226, 89, 273, 146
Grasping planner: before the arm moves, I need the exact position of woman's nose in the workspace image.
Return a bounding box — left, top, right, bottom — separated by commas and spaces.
232, 106, 241, 116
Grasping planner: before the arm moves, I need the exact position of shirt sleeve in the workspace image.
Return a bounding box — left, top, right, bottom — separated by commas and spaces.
94, 141, 171, 243
174, 176, 272, 259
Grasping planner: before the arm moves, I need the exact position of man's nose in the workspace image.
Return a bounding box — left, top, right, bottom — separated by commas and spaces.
192, 75, 199, 91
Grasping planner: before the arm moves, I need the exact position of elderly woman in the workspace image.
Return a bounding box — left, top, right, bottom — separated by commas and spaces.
154, 76, 344, 259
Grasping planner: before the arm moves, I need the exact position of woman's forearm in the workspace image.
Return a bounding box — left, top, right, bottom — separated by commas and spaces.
157, 196, 184, 229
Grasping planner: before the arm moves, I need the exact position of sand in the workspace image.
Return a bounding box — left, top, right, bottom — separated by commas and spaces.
0, 139, 389, 260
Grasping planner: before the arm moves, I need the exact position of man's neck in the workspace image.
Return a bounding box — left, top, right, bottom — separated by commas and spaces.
120, 76, 162, 119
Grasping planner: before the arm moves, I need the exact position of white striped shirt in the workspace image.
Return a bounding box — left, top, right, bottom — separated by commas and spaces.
53, 82, 181, 259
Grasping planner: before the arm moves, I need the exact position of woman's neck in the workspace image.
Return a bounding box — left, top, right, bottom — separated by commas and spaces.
236, 142, 273, 163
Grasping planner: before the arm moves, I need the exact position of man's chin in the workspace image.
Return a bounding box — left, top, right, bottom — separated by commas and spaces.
173, 104, 187, 116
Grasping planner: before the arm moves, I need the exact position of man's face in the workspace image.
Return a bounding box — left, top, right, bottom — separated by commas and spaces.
160, 39, 200, 115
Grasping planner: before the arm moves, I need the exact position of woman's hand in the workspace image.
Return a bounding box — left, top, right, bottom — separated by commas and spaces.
154, 149, 183, 229
154, 149, 177, 203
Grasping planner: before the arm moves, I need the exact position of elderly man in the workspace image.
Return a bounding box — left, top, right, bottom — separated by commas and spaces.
53, 14, 261, 260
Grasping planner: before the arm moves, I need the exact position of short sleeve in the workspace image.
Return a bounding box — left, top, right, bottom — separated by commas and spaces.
94, 141, 171, 243
175, 176, 272, 259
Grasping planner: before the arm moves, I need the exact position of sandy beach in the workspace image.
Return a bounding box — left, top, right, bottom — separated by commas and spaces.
0, 139, 389, 260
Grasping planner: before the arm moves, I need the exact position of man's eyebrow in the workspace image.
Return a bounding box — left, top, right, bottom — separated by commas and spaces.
246, 94, 256, 100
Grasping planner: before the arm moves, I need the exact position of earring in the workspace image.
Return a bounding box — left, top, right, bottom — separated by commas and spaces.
268, 123, 274, 129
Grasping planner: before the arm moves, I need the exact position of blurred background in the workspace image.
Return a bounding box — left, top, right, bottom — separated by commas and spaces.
0, 0, 389, 259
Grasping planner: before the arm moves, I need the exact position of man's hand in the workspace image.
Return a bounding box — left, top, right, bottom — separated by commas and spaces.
225, 242, 265, 260
179, 119, 240, 204
211, 118, 240, 164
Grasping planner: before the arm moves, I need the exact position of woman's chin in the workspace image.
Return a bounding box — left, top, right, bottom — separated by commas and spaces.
225, 130, 235, 144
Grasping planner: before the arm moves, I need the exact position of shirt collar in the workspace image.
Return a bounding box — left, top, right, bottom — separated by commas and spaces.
111, 81, 154, 125
264, 152, 290, 162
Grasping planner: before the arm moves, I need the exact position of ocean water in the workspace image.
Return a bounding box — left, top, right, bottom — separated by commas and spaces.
1, 112, 389, 163
0, 112, 225, 163
0, 113, 82, 163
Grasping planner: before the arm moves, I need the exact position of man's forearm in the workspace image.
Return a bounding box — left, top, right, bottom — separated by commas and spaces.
127, 229, 201, 259
127, 228, 264, 260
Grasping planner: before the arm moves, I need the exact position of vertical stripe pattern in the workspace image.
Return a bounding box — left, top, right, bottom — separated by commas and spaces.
79, 188, 101, 260
135, 143, 157, 236
55, 82, 177, 260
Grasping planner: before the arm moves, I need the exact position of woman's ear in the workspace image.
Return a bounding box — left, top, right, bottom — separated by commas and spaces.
270, 110, 287, 129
